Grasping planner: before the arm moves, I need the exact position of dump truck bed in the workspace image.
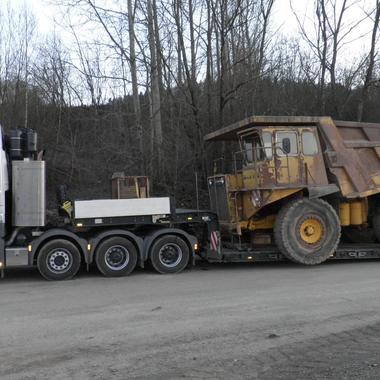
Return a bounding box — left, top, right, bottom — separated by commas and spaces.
205, 116, 380, 198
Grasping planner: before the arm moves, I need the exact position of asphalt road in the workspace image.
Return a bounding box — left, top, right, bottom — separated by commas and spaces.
1, 260, 380, 380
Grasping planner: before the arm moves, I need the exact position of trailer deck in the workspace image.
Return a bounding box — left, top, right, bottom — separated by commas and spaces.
207, 244, 380, 263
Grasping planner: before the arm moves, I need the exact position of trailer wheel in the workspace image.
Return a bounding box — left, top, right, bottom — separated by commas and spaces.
95, 237, 137, 277
150, 235, 189, 274
274, 198, 340, 265
37, 239, 81, 281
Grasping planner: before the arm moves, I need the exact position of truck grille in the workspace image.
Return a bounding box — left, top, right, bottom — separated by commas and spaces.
208, 176, 230, 222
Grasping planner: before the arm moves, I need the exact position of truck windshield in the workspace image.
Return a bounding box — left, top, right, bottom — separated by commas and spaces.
241, 132, 272, 163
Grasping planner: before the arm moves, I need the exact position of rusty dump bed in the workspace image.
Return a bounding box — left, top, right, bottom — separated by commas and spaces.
205, 116, 380, 198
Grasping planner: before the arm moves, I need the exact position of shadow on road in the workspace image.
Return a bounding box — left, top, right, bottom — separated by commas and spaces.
1, 257, 378, 283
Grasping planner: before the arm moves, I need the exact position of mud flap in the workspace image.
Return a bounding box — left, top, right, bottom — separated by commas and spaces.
206, 230, 222, 260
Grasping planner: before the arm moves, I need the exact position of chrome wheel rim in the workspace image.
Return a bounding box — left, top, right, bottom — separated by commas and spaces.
158, 243, 183, 268
105, 245, 130, 270
47, 249, 72, 273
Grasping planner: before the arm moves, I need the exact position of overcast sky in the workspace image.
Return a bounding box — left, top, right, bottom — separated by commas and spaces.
6, 0, 378, 64
14, 0, 301, 33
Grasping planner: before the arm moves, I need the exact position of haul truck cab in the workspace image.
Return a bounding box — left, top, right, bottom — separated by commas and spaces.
0, 126, 211, 280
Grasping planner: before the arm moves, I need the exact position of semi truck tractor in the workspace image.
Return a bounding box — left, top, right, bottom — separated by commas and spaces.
205, 116, 380, 265
0, 126, 220, 280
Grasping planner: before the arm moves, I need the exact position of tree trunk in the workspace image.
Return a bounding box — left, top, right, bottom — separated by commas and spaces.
357, 1, 380, 121
128, 0, 144, 172
147, 0, 163, 175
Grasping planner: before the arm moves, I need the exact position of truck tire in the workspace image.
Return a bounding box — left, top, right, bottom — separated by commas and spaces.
37, 239, 81, 280
150, 235, 190, 274
95, 237, 137, 277
274, 198, 340, 265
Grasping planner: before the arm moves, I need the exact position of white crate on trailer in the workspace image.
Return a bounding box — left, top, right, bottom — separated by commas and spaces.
73, 197, 171, 219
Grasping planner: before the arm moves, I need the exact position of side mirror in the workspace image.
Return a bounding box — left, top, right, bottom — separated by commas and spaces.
282, 138, 291, 154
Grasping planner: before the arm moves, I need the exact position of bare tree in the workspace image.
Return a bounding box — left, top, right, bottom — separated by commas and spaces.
128, 0, 144, 170
146, 0, 163, 175
292, 0, 364, 114
357, 0, 380, 121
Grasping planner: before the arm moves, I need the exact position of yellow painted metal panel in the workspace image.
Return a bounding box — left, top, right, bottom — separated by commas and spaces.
339, 203, 350, 226
350, 202, 363, 225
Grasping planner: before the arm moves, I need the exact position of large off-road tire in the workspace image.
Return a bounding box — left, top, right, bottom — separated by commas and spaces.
150, 235, 190, 274
274, 198, 341, 265
95, 237, 138, 277
37, 239, 81, 280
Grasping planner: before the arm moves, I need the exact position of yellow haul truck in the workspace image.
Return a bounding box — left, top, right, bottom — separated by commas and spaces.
205, 116, 380, 265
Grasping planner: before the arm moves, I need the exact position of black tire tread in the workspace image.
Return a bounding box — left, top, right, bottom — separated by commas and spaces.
150, 235, 190, 274
95, 236, 138, 277
274, 197, 341, 265
37, 239, 81, 281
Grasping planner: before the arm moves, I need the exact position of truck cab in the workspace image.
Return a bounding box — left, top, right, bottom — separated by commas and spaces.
238, 126, 328, 188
